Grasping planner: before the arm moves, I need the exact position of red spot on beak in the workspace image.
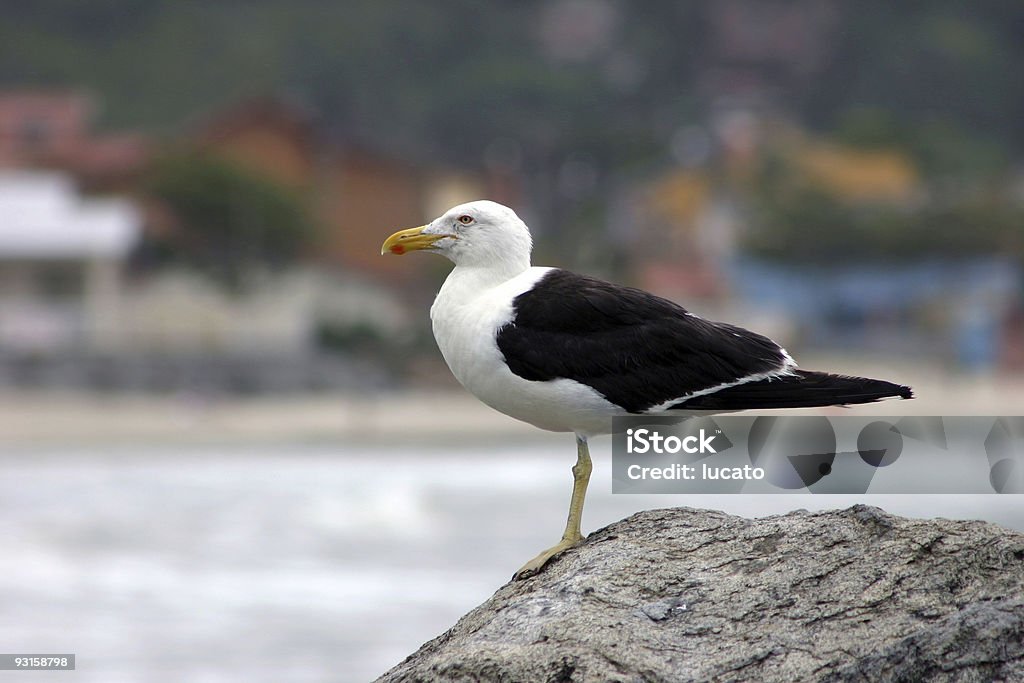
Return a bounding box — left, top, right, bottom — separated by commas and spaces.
390, 244, 406, 255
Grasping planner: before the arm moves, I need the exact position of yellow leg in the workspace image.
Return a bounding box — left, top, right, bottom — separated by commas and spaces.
514, 434, 592, 579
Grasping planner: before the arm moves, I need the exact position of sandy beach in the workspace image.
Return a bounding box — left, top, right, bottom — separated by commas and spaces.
0, 357, 1017, 446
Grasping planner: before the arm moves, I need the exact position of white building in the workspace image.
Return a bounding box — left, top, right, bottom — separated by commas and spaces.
0, 171, 140, 353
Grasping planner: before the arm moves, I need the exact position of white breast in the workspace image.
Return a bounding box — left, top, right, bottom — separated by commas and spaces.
430, 266, 621, 435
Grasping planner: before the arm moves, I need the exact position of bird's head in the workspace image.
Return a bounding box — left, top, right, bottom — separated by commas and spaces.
381, 200, 533, 272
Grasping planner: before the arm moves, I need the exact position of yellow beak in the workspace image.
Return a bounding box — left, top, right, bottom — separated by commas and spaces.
381, 225, 449, 255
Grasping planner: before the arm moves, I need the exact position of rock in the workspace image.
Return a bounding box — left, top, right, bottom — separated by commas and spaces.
376, 505, 1024, 682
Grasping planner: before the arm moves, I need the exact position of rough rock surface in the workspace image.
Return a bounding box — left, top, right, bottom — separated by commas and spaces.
377, 505, 1024, 682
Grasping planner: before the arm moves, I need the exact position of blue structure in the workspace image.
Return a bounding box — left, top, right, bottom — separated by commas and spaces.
728, 258, 1021, 369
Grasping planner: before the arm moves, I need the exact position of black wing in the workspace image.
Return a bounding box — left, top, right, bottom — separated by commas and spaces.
677, 369, 912, 410
495, 269, 790, 413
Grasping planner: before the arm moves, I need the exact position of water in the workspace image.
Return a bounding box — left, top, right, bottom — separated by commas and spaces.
1, 439, 1021, 682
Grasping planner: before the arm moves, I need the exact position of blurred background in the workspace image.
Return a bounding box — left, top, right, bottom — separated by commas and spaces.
2, 2, 1024, 681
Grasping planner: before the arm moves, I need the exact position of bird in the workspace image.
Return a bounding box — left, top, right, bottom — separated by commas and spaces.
381, 200, 913, 578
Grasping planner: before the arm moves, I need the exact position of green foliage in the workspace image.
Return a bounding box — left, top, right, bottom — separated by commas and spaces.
746, 181, 1024, 264
5, 1, 1021, 171
834, 108, 1008, 179
315, 321, 383, 354
143, 152, 316, 286
5, 1, 1024, 271
805, 2, 1024, 152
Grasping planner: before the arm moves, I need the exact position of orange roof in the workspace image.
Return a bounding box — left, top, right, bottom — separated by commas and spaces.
793, 144, 918, 202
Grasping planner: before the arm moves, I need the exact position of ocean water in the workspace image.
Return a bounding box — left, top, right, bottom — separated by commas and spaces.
1, 439, 1021, 682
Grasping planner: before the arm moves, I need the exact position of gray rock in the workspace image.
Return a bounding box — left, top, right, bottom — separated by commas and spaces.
376, 505, 1024, 682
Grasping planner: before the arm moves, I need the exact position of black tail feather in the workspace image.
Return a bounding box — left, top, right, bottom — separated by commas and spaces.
675, 370, 914, 411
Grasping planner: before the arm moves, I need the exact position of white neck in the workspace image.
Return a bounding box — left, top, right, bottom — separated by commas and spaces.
440, 261, 527, 300
451, 247, 530, 276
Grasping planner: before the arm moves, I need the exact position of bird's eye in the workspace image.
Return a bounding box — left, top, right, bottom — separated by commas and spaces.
457, 215, 474, 225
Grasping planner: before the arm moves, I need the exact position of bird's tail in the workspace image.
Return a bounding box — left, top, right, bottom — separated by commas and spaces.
678, 370, 913, 411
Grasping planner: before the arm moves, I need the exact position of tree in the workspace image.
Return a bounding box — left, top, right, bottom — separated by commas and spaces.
143, 152, 316, 286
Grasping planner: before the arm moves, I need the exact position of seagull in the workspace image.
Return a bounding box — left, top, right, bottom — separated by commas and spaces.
381, 200, 913, 578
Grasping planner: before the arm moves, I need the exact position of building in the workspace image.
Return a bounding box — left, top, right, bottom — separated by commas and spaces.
0, 171, 141, 353
0, 91, 149, 190
194, 96, 519, 280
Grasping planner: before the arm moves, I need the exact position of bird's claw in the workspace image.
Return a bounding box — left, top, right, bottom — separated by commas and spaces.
513, 535, 585, 580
